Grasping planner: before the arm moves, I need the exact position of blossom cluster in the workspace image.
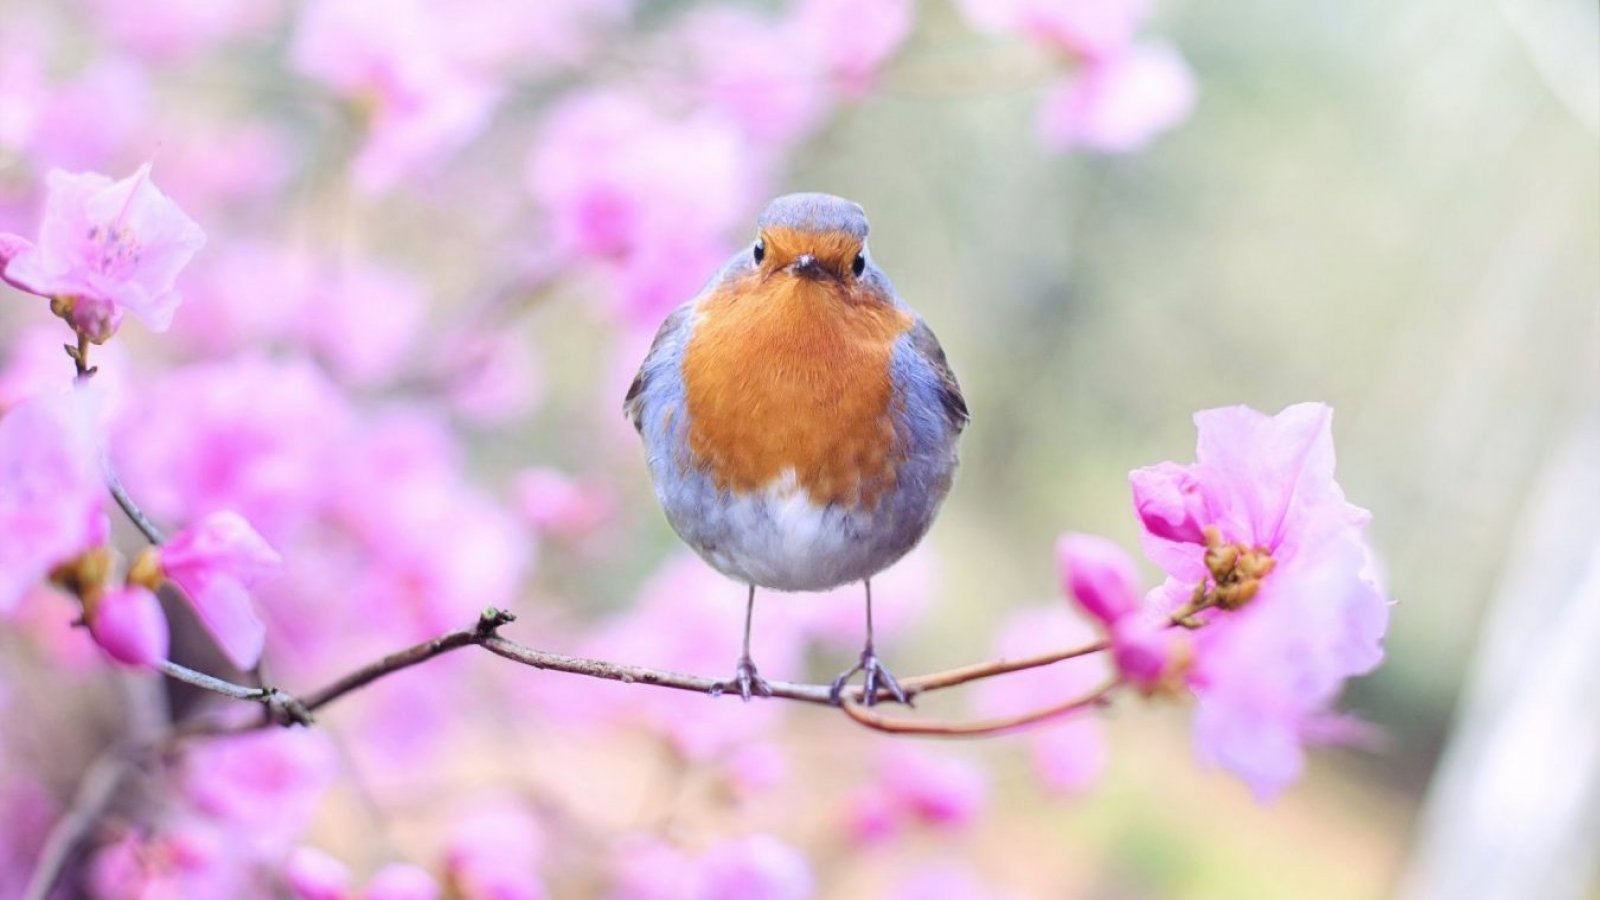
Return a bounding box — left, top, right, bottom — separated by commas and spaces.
0, 1, 1385, 898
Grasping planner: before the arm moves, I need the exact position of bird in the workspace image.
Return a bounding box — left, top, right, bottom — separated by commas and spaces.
624, 193, 968, 705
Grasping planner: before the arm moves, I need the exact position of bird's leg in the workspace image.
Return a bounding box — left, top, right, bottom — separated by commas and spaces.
829, 578, 910, 707
719, 584, 773, 701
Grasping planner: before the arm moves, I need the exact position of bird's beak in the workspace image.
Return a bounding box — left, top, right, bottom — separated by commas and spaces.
789, 253, 827, 280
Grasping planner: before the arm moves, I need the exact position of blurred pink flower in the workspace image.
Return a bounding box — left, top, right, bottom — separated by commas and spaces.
793, 0, 914, 96
87, 585, 169, 667
437, 0, 632, 75
699, 835, 813, 900
514, 467, 615, 539
290, 0, 499, 193
89, 826, 250, 899
954, 0, 1152, 61
0, 775, 55, 898
886, 863, 1002, 900
878, 745, 989, 829
1056, 532, 1184, 691
286, 846, 353, 900
1130, 403, 1389, 799
305, 261, 430, 386
845, 746, 988, 840
113, 356, 352, 538
363, 863, 441, 900
441, 330, 546, 425
21, 58, 149, 172
328, 410, 532, 637
973, 606, 1110, 794
671, 8, 830, 147
2, 164, 206, 335
159, 510, 281, 669
82, 0, 283, 59
182, 729, 338, 852
608, 838, 699, 900
445, 800, 547, 900
563, 553, 804, 758
790, 547, 932, 650
0, 389, 103, 613
1037, 42, 1196, 153
526, 90, 761, 325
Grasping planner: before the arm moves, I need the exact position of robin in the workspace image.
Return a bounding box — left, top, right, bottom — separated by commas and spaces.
625, 193, 968, 705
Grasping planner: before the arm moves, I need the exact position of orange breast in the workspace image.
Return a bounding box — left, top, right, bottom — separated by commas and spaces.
682, 274, 913, 508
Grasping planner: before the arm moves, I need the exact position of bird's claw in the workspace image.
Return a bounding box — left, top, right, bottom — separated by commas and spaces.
719, 655, 773, 702
828, 647, 909, 707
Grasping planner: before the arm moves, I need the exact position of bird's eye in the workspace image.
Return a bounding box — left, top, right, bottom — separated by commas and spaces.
753, 240, 765, 264
851, 253, 866, 277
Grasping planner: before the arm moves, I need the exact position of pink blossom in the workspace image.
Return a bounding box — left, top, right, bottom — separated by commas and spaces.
3, 164, 205, 335
0, 389, 103, 613
525, 90, 761, 325
0, 775, 56, 898
286, 846, 353, 900
112, 356, 351, 538
363, 864, 441, 900
974, 606, 1110, 794
792, 0, 914, 96
11, 57, 149, 172
699, 835, 813, 900
1130, 403, 1389, 799
303, 261, 429, 386
671, 8, 831, 147
1129, 460, 1208, 543
83, 0, 283, 59
514, 467, 614, 540
182, 729, 337, 852
88, 586, 169, 667
1057, 532, 1141, 626
444, 800, 546, 900
790, 547, 932, 650
954, 0, 1152, 61
568, 553, 800, 758
441, 330, 546, 425
159, 510, 281, 670
89, 826, 250, 899
842, 785, 900, 845
608, 838, 699, 900
877, 745, 989, 829
1038, 42, 1196, 153
436, 0, 632, 76
886, 863, 1001, 900
290, 0, 499, 193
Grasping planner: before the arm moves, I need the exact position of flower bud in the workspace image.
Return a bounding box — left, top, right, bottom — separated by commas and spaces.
1056, 533, 1141, 626
87, 586, 169, 667
1129, 461, 1209, 544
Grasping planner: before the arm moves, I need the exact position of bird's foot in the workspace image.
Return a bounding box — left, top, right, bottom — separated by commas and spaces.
716, 655, 773, 702
828, 647, 909, 707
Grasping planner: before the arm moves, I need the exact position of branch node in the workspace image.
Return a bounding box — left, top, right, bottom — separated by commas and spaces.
263, 689, 315, 727
475, 607, 516, 636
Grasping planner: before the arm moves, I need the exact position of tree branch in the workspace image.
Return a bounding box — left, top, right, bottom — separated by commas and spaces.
22, 746, 132, 900
155, 607, 1121, 735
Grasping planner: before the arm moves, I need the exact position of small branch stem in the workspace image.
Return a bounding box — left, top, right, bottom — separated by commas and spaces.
104, 464, 165, 545
840, 679, 1121, 736
22, 747, 130, 900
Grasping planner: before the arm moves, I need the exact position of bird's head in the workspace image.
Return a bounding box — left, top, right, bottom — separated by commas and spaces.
747, 193, 887, 303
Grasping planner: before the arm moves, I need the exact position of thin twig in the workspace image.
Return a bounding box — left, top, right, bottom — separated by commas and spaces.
104, 464, 165, 545
22, 747, 130, 900
299, 609, 514, 712
840, 679, 1121, 737
153, 609, 1120, 733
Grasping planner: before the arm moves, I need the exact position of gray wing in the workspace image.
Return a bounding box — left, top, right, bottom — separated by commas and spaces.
624, 303, 695, 433
908, 318, 969, 432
